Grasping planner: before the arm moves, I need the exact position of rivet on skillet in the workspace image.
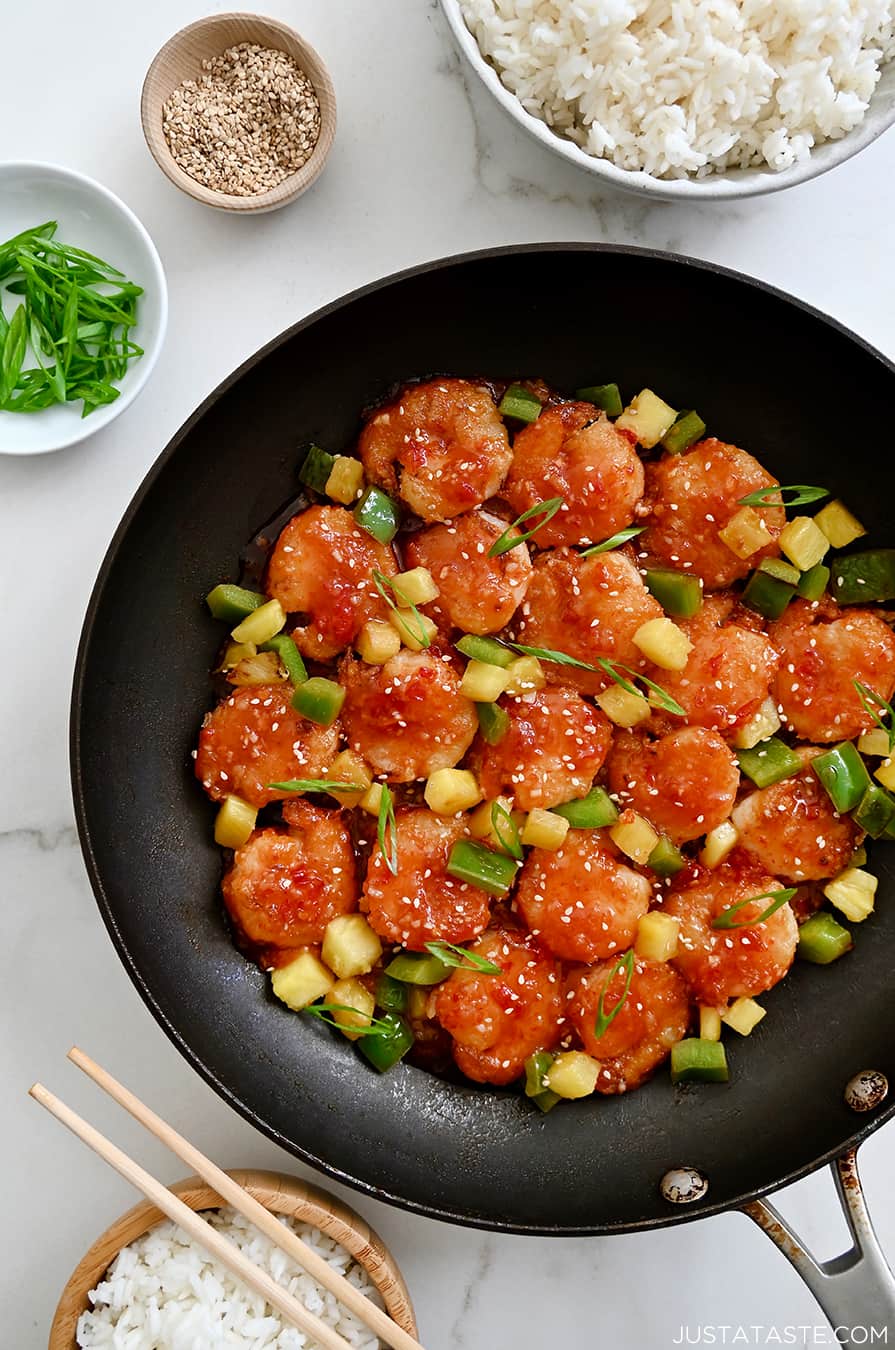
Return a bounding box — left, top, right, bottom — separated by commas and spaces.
660, 1167, 708, 1204
844, 1069, 889, 1113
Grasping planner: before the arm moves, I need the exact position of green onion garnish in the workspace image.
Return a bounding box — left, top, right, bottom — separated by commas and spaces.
711, 888, 797, 931
268, 779, 358, 793
372, 569, 431, 649
424, 941, 501, 974
737, 485, 829, 509
490, 800, 523, 859
377, 782, 399, 876
580, 527, 645, 557
303, 1003, 397, 1036
488, 497, 564, 558
594, 949, 635, 1039
507, 642, 686, 717
854, 680, 895, 752
510, 641, 599, 672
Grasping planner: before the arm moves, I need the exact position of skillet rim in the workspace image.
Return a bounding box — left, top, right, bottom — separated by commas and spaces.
70, 242, 895, 1234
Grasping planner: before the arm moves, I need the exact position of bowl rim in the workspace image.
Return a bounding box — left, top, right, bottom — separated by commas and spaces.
438, 0, 895, 201
0, 159, 168, 456
140, 12, 337, 214
48, 1167, 418, 1348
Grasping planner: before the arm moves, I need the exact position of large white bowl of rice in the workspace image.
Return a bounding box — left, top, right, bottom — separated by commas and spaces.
441, 0, 895, 199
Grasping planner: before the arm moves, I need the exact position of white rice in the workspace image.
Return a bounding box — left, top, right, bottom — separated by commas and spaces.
459, 0, 895, 177
76, 1206, 383, 1350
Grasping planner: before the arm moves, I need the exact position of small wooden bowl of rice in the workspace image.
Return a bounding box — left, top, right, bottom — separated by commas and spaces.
49, 1168, 418, 1349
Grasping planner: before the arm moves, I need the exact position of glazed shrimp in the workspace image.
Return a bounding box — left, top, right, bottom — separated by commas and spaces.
402, 507, 532, 634
266, 505, 398, 660
503, 402, 645, 548
732, 748, 863, 883
641, 439, 785, 590
512, 549, 664, 696
339, 647, 478, 781
195, 685, 339, 808
358, 378, 512, 522
565, 956, 691, 1094
663, 860, 798, 1005
606, 727, 740, 844
514, 831, 651, 962
769, 598, 895, 742
474, 687, 613, 811
433, 922, 564, 1085
222, 800, 357, 953
361, 807, 491, 950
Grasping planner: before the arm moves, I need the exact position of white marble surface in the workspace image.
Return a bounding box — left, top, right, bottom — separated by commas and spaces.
3, 2, 895, 1346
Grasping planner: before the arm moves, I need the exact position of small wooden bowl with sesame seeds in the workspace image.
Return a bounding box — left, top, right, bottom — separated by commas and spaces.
141, 13, 336, 213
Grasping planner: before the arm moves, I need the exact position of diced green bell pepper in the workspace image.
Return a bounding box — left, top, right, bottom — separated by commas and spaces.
811, 742, 871, 813
498, 384, 542, 423
446, 839, 519, 896
385, 952, 451, 985
797, 563, 830, 601
741, 560, 798, 620
648, 837, 686, 877
575, 382, 623, 417
852, 785, 895, 838
831, 550, 895, 605
644, 568, 703, 618
524, 1050, 560, 1113
374, 972, 409, 1012
299, 444, 335, 494
551, 786, 618, 829
260, 633, 308, 686
797, 911, 853, 964
206, 583, 267, 624
737, 736, 802, 788
358, 1012, 414, 1072
456, 634, 514, 667
661, 410, 706, 455
670, 1038, 729, 1084
291, 677, 345, 726
476, 702, 510, 746
353, 485, 401, 544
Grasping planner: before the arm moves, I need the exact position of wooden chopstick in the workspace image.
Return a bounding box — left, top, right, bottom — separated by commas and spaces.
66, 1047, 424, 1350
30, 1082, 358, 1350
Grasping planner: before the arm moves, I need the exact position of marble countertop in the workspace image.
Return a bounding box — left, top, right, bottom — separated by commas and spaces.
4, 2, 895, 1346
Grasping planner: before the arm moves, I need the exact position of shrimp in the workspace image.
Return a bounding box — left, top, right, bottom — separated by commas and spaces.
474, 687, 613, 811
512, 549, 663, 696
339, 648, 478, 781
651, 595, 779, 738
433, 922, 564, 1085
266, 505, 398, 660
503, 402, 644, 548
641, 439, 785, 590
565, 956, 691, 1093
731, 749, 862, 882
606, 726, 740, 844
402, 508, 531, 634
663, 859, 798, 1005
769, 598, 895, 742
222, 800, 356, 952
195, 685, 339, 808
357, 378, 512, 522
361, 807, 491, 950
514, 831, 651, 962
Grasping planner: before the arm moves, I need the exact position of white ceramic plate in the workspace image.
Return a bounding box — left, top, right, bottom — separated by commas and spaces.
0, 162, 167, 455
440, 0, 895, 202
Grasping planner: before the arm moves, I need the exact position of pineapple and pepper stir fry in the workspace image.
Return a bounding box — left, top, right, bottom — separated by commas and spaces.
195, 376, 895, 1108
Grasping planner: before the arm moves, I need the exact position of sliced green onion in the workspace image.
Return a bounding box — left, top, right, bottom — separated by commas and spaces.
594, 949, 635, 1039
712, 887, 797, 930
580, 526, 645, 557
490, 801, 523, 859
446, 839, 519, 896
648, 837, 685, 877
498, 384, 542, 423
424, 940, 502, 974
737, 736, 802, 788
597, 659, 687, 718
377, 782, 398, 876
354, 485, 401, 544
260, 633, 308, 686
644, 568, 703, 618
797, 912, 854, 964
853, 680, 895, 752
488, 497, 563, 557
551, 786, 618, 829
670, 1038, 729, 1084
661, 410, 706, 455
476, 701, 510, 746
386, 951, 450, 985
374, 972, 408, 1012
796, 562, 830, 601
738, 485, 830, 508
268, 779, 358, 793
372, 569, 431, 649
575, 382, 623, 416
303, 1003, 397, 1036
830, 550, 895, 605
291, 677, 345, 727
811, 742, 872, 813
299, 444, 335, 494
852, 785, 895, 838
510, 641, 598, 672
456, 634, 514, 668
206, 583, 267, 624
357, 1012, 414, 1072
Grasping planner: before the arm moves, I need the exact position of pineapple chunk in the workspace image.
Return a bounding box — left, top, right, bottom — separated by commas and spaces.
858, 728, 892, 757
359, 782, 384, 816
700, 820, 739, 869
721, 997, 766, 1036
388, 608, 439, 652
219, 640, 256, 671
610, 810, 659, 866
407, 985, 431, 1020
231, 598, 286, 645
718, 506, 772, 560
460, 660, 512, 703
271, 950, 335, 1011
329, 978, 376, 1040
392, 566, 439, 607
503, 655, 546, 695
615, 389, 677, 448
633, 617, 693, 672
214, 795, 258, 848
521, 808, 570, 851
356, 619, 401, 665
424, 767, 482, 815
544, 1051, 600, 1099
699, 1006, 722, 1042
322, 913, 383, 978
326, 750, 372, 807
634, 911, 679, 962
227, 650, 286, 687
824, 867, 877, 923
325, 455, 365, 505
469, 795, 512, 841
814, 500, 866, 549
596, 683, 650, 728
875, 758, 895, 791
732, 697, 782, 750
779, 516, 830, 571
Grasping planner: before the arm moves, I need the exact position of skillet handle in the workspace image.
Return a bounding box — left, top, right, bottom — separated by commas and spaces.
743, 1146, 895, 1344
